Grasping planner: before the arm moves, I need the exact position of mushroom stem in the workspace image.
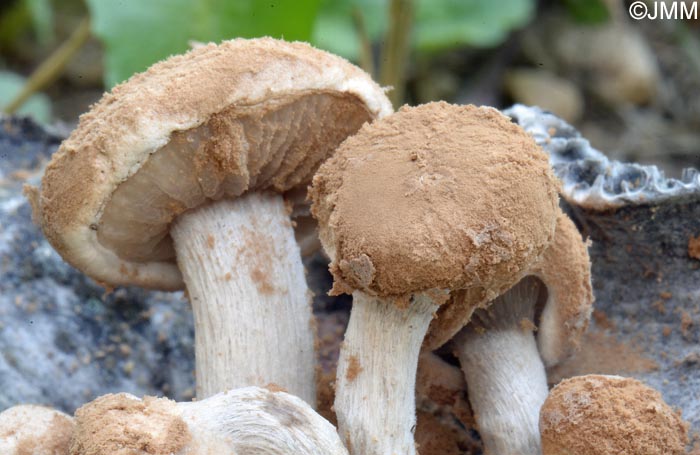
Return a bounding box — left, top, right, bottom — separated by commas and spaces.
453, 278, 548, 455
335, 291, 438, 455
171, 192, 316, 404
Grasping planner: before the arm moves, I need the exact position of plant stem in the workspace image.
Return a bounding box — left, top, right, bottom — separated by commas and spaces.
4, 17, 91, 115
352, 7, 375, 78
379, 0, 413, 108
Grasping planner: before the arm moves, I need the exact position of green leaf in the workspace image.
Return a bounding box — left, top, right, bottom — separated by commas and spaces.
0, 71, 52, 123
26, 0, 54, 45
312, 0, 387, 61
415, 0, 535, 51
312, 0, 535, 61
85, 0, 322, 88
562, 0, 610, 24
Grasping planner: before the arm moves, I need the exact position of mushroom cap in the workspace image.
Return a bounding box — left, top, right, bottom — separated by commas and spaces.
71, 387, 349, 455
530, 210, 593, 366
33, 37, 392, 290
540, 375, 689, 455
71, 393, 190, 455
310, 102, 559, 301
426, 209, 593, 350
0, 404, 74, 455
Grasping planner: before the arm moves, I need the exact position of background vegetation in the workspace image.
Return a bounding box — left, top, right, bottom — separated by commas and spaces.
0, 0, 698, 174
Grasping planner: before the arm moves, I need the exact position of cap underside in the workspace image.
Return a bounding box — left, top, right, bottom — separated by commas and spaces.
97, 91, 371, 263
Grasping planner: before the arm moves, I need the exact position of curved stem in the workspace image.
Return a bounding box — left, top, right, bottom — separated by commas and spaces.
335, 291, 437, 455
454, 327, 548, 455
4, 17, 91, 115
171, 192, 316, 405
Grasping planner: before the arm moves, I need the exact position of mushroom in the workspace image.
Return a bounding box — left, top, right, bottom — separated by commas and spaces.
310, 102, 560, 454
540, 375, 689, 455
0, 404, 74, 455
443, 210, 593, 455
28, 38, 392, 402
70, 386, 348, 455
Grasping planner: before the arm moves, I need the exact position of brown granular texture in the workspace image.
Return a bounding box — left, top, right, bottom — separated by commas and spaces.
415, 411, 471, 455
311, 102, 559, 303
345, 354, 363, 382
540, 375, 689, 455
526, 210, 593, 366
547, 328, 658, 385
689, 235, 700, 260
70, 394, 191, 455
15, 413, 74, 455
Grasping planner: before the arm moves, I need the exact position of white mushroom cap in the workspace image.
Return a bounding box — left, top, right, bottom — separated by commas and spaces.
0, 404, 74, 455
71, 386, 348, 455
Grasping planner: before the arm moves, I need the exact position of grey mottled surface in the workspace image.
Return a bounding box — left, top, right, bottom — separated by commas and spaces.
0, 116, 196, 412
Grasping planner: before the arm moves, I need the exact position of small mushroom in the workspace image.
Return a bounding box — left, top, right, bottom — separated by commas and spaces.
0, 404, 74, 455
310, 102, 560, 454
29, 38, 392, 402
448, 211, 593, 455
70, 386, 348, 455
540, 375, 689, 455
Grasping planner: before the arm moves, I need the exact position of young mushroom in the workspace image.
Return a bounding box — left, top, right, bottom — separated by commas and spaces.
28, 38, 392, 402
444, 211, 593, 455
70, 386, 348, 455
540, 375, 689, 455
0, 404, 74, 455
310, 102, 560, 455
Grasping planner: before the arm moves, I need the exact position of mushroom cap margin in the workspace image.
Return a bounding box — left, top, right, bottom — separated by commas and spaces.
35, 37, 392, 290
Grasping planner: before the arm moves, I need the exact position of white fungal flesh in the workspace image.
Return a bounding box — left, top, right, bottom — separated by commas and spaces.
334, 291, 439, 455
455, 326, 548, 455
180, 387, 348, 455
171, 193, 316, 404
453, 277, 549, 455
0, 404, 74, 455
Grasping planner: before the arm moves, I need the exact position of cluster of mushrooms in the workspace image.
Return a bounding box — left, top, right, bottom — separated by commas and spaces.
2, 37, 689, 454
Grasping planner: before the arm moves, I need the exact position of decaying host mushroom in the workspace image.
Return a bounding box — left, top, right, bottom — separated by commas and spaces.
0, 404, 74, 455
310, 102, 560, 455
448, 211, 593, 455
70, 386, 348, 455
28, 38, 392, 402
540, 375, 689, 455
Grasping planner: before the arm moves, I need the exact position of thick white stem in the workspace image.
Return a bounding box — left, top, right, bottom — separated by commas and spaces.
455, 328, 548, 455
171, 192, 316, 405
335, 291, 437, 455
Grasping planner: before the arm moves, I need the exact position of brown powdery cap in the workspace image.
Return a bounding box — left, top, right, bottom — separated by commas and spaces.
31, 37, 392, 290
70, 393, 191, 455
530, 210, 593, 366
540, 375, 689, 455
311, 102, 559, 302
426, 208, 593, 350
0, 405, 74, 455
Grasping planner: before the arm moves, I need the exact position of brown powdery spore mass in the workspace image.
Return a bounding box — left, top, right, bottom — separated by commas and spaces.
70, 394, 191, 455
689, 235, 700, 260
15, 414, 73, 455
311, 102, 559, 347
345, 354, 363, 382
540, 375, 688, 455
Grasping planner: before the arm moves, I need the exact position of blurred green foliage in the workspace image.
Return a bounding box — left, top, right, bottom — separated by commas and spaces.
88, 0, 535, 87
2, 0, 538, 119
0, 71, 51, 122
562, 0, 610, 24
86, 0, 322, 87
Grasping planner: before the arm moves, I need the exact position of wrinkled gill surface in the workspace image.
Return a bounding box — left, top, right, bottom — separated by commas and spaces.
97, 92, 371, 262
